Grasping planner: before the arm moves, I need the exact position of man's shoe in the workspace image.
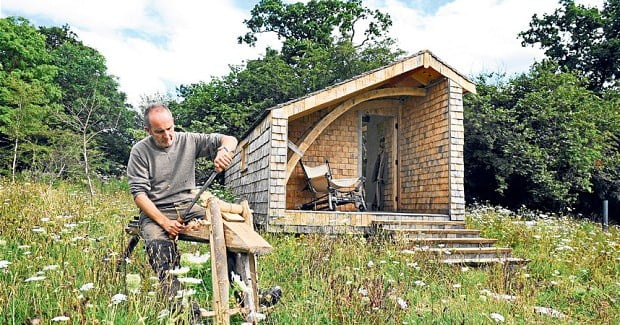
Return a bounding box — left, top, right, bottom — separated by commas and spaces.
258, 286, 282, 307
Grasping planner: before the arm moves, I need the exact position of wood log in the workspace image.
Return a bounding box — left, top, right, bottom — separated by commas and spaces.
209, 200, 230, 325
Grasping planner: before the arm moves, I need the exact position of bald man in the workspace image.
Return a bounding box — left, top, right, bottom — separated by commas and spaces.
127, 104, 237, 300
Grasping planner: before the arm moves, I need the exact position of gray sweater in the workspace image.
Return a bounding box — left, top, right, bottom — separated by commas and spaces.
127, 132, 223, 206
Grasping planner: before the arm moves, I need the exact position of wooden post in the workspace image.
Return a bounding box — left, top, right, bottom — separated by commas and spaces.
209, 200, 230, 325
241, 200, 254, 227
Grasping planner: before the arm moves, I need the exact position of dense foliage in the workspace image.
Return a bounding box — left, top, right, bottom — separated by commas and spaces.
0, 18, 138, 185
464, 62, 620, 212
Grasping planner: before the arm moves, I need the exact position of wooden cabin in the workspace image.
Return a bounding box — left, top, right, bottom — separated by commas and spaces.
224, 50, 476, 234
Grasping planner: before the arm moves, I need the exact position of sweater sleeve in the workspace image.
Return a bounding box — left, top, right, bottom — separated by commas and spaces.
127, 146, 151, 199
192, 133, 224, 159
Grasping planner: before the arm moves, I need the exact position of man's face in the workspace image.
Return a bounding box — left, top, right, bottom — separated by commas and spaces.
145, 109, 175, 148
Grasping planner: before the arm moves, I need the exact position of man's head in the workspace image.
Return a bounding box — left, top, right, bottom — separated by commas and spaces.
144, 104, 174, 148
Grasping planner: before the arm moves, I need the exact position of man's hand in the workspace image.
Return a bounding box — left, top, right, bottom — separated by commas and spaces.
214, 149, 233, 172
161, 218, 185, 237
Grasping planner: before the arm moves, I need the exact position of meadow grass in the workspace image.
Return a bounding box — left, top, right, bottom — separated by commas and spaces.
0, 179, 618, 324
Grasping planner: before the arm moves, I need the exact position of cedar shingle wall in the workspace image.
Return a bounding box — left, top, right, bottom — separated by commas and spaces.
224, 114, 272, 224
448, 80, 465, 220
399, 80, 450, 214
268, 109, 288, 223
287, 108, 359, 210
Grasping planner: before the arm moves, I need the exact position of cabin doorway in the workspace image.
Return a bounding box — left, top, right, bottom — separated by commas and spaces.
361, 114, 395, 211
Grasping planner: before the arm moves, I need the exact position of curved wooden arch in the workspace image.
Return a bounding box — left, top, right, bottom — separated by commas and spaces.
285, 87, 426, 182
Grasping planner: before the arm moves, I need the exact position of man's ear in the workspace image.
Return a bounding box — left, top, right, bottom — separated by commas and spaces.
144, 127, 151, 134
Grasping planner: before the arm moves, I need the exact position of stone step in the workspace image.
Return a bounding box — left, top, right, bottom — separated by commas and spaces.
411, 247, 512, 260
442, 257, 530, 266
372, 220, 467, 230
390, 228, 481, 239
409, 237, 498, 248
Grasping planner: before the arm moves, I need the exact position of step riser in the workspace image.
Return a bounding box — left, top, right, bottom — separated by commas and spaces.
373, 216, 451, 222
440, 252, 512, 260
394, 233, 480, 239
413, 242, 496, 248
379, 224, 466, 230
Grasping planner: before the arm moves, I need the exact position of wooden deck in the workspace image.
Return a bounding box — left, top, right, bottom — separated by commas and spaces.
267, 210, 451, 234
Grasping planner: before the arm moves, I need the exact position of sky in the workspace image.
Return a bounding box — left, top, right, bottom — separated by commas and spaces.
0, 0, 604, 108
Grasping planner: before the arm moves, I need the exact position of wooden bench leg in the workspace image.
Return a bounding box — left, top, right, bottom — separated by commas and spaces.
209, 200, 230, 325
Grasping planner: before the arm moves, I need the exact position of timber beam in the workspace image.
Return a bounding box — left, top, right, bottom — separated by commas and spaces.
285, 87, 425, 183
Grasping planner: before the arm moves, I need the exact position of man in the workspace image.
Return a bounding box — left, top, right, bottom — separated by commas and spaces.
127, 104, 280, 317
127, 104, 238, 302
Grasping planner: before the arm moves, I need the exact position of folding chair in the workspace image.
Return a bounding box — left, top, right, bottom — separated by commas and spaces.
299, 159, 366, 211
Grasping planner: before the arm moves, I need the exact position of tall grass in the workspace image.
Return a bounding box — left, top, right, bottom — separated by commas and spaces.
0, 179, 618, 324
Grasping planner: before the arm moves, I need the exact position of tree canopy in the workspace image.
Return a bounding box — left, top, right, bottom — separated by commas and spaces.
519, 0, 620, 90
464, 62, 620, 211
171, 0, 403, 140
0, 17, 136, 184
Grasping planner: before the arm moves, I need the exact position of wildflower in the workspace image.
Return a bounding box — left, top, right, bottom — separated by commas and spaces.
25, 276, 46, 282
345, 280, 353, 285
379, 260, 387, 264
232, 273, 250, 293
452, 283, 461, 289
367, 261, 374, 268
18, 245, 30, 249
32, 227, 45, 233
51, 316, 70, 322
23, 251, 31, 255
182, 252, 210, 265
157, 309, 170, 320
414, 280, 426, 287
126, 274, 141, 293
175, 289, 196, 297
111, 293, 127, 304
80, 283, 94, 291
480, 289, 516, 302
41, 217, 51, 222
358, 287, 368, 296
534, 306, 565, 319
43, 265, 60, 271
178, 277, 202, 284
461, 266, 469, 272
167, 267, 190, 275
490, 313, 505, 322
0, 260, 11, 269
397, 297, 408, 309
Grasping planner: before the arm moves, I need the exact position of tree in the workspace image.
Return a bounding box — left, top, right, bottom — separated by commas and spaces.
0, 17, 60, 181
464, 62, 620, 212
239, 0, 394, 63
48, 40, 131, 196
519, 0, 620, 90
173, 0, 403, 140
